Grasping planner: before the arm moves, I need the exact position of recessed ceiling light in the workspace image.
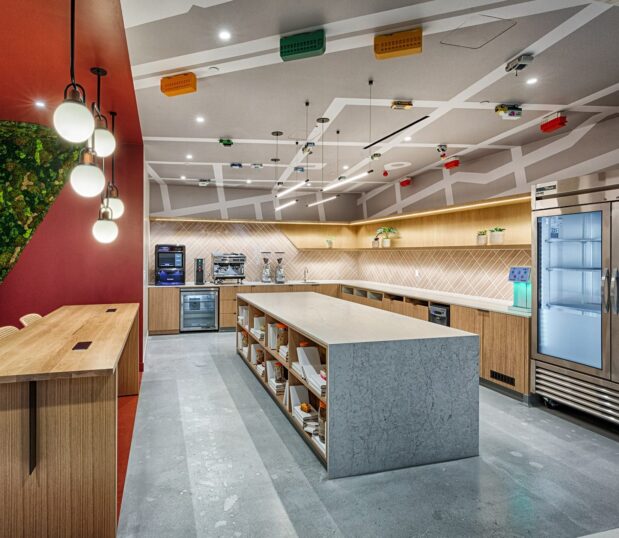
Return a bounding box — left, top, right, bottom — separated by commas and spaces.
34, 100, 46, 108
526, 77, 538, 85
404, 136, 412, 142
180, 175, 186, 180
186, 154, 193, 159
218, 29, 231, 41
246, 179, 252, 184
342, 165, 349, 170
195, 115, 205, 123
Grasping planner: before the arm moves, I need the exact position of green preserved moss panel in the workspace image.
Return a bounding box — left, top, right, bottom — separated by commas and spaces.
0, 121, 79, 283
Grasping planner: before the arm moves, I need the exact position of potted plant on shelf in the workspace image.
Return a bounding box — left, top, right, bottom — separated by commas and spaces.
376, 226, 398, 248
325, 237, 334, 249
489, 226, 506, 245
476, 230, 487, 246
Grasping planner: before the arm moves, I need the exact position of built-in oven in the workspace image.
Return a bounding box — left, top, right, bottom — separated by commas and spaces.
180, 289, 219, 332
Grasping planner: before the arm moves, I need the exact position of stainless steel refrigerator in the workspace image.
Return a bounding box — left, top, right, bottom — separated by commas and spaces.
531, 170, 619, 425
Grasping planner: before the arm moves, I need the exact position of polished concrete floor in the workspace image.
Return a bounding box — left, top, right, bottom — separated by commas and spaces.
118, 332, 619, 538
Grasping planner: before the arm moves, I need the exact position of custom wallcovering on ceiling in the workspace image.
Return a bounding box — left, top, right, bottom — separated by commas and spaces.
0, 121, 78, 283
149, 220, 531, 300
149, 116, 619, 222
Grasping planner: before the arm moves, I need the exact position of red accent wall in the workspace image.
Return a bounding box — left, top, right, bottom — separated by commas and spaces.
0, 0, 144, 364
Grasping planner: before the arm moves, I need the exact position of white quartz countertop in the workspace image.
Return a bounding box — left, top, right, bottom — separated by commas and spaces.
148, 279, 530, 318
237, 292, 475, 346
333, 280, 530, 318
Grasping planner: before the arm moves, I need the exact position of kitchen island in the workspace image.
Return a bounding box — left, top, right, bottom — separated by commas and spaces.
236, 292, 479, 478
0, 303, 140, 538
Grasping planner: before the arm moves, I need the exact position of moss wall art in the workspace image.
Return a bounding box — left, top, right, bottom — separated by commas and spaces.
0, 121, 78, 284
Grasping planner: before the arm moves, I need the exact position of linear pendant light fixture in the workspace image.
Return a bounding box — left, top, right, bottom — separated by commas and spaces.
53, 0, 95, 143
323, 170, 373, 192
308, 119, 336, 207
277, 179, 307, 198
274, 199, 298, 211
307, 195, 339, 207
277, 100, 311, 198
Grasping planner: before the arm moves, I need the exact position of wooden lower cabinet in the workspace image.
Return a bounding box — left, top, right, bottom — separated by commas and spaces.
450, 305, 484, 335
148, 287, 180, 334
482, 311, 530, 394
316, 284, 339, 297
450, 305, 529, 394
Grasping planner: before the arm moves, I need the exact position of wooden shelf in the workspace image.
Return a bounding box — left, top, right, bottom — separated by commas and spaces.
238, 322, 325, 402
236, 298, 328, 467
279, 198, 532, 250
297, 243, 531, 252
235, 347, 326, 465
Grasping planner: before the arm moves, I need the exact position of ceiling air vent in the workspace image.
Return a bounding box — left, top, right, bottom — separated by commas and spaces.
374, 28, 422, 60
280, 29, 326, 62
160, 72, 197, 96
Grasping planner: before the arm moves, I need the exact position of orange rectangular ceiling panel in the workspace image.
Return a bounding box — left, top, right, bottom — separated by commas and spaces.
160, 72, 197, 96
374, 28, 423, 60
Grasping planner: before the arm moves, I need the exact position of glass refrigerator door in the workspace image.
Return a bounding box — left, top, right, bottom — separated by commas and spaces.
537, 210, 604, 369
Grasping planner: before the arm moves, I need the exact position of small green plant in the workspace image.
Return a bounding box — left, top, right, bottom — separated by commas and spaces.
376, 226, 398, 239
490, 227, 506, 232
477, 230, 487, 236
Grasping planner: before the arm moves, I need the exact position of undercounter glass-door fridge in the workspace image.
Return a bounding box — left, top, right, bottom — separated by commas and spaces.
531, 171, 619, 426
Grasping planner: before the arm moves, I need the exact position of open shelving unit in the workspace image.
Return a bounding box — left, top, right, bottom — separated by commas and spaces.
236, 298, 328, 464
233, 290, 481, 478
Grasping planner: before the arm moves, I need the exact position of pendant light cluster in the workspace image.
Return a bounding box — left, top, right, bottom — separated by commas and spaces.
53, 0, 123, 244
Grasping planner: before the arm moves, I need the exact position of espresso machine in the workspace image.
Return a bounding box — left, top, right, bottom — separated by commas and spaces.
211, 253, 246, 284
275, 251, 286, 284
261, 251, 272, 283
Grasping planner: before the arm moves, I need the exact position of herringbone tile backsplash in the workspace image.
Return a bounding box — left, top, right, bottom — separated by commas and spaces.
150, 221, 532, 300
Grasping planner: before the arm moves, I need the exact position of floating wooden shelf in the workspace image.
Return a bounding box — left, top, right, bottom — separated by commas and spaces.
297, 243, 531, 251
279, 199, 532, 250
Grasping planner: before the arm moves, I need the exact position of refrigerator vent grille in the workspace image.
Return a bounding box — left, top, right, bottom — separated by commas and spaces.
490, 370, 515, 386
535, 365, 619, 425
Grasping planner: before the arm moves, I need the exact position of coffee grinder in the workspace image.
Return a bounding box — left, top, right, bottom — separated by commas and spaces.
261, 251, 272, 283
275, 251, 286, 284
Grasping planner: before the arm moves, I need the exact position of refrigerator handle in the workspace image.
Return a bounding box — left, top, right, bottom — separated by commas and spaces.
602, 268, 610, 314
612, 268, 618, 315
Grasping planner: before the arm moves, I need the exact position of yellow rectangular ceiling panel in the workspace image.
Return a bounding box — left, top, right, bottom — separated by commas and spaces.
374, 28, 423, 60
160, 72, 197, 96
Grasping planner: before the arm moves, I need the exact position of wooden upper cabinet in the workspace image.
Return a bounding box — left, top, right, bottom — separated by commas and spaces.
148, 287, 180, 334
481, 311, 530, 394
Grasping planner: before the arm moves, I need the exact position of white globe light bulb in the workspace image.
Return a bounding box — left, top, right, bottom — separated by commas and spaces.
94, 127, 116, 157
53, 99, 95, 143
104, 196, 125, 219
92, 218, 119, 243
70, 164, 105, 197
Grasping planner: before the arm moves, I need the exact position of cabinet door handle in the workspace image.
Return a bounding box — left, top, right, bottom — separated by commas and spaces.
612, 268, 618, 315
602, 268, 610, 314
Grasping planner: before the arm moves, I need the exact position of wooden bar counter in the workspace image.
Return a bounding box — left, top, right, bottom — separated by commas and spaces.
0, 303, 140, 538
